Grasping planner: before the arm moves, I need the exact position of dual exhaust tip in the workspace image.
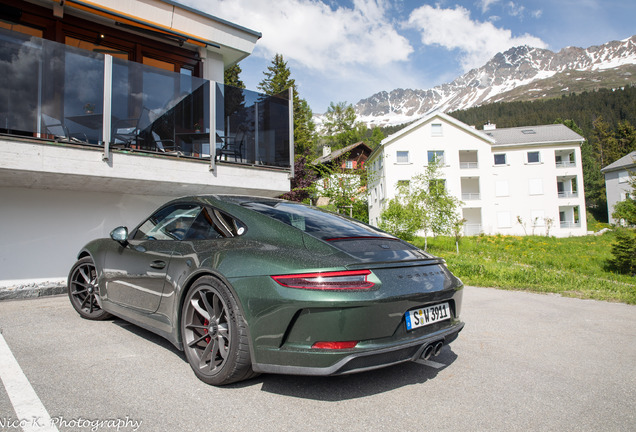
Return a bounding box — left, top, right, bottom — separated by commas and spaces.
421, 340, 444, 360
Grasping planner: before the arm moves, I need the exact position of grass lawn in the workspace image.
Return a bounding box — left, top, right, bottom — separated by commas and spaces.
411, 232, 636, 304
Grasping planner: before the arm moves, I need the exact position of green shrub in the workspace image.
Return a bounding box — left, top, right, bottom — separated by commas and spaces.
607, 229, 636, 275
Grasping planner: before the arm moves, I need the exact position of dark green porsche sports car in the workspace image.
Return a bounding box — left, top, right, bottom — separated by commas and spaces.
68, 195, 464, 385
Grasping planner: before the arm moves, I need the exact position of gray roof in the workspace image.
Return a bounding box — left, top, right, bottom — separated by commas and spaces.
601, 151, 636, 173
485, 124, 584, 147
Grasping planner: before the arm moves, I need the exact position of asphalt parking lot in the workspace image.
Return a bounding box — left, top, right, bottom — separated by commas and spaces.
1, 286, 635, 432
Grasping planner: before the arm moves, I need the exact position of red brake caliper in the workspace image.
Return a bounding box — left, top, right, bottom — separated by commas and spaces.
203, 319, 211, 343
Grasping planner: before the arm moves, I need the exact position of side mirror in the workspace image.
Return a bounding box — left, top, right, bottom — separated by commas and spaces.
110, 226, 129, 246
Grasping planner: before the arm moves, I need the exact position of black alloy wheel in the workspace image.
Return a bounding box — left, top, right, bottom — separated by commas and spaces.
68, 257, 112, 320
181, 277, 256, 385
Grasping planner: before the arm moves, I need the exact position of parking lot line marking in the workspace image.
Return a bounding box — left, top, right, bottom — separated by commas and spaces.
0, 332, 59, 432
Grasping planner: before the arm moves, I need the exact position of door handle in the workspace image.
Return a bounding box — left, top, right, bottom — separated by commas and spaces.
150, 260, 166, 269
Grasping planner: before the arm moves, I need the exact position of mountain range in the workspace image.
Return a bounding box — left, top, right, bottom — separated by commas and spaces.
353, 35, 636, 127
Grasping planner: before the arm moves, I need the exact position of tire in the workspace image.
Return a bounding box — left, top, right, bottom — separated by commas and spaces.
68, 256, 112, 320
181, 276, 257, 385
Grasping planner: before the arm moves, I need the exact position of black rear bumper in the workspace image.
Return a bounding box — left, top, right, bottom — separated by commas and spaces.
252, 321, 464, 376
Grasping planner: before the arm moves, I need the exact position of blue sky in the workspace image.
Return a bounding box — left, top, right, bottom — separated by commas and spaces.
182, 0, 636, 114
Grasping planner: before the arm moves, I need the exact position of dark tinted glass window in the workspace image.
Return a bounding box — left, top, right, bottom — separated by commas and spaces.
239, 199, 391, 240
527, 151, 540, 163
494, 154, 506, 165
133, 204, 200, 240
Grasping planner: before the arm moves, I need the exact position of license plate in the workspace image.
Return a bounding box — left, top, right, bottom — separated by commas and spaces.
405, 303, 450, 331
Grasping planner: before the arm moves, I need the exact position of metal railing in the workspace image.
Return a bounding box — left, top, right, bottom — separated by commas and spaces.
0, 28, 292, 170
459, 162, 478, 169
558, 191, 578, 198
556, 160, 576, 168
560, 221, 581, 228
463, 224, 482, 236
461, 193, 481, 200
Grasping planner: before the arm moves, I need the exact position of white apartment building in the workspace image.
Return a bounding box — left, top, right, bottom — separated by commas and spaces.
601, 151, 635, 224
367, 112, 587, 237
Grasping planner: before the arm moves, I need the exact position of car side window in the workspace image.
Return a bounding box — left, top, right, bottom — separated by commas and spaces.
133, 204, 201, 241
183, 207, 246, 240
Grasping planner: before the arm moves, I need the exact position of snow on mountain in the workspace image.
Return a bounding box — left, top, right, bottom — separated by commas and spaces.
351, 35, 636, 127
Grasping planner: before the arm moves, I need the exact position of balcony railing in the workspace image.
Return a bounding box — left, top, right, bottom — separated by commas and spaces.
461, 193, 481, 200
463, 224, 482, 236
558, 191, 578, 198
560, 221, 581, 228
460, 162, 478, 169
0, 28, 292, 170
556, 160, 576, 168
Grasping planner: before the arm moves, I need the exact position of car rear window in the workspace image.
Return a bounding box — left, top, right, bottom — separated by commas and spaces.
239, 199, 393, 241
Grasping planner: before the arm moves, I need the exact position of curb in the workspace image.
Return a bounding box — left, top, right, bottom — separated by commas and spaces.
0, 283, 67, 301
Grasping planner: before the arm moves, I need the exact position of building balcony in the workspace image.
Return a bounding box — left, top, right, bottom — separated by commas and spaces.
460, 177, 480, 202
0, 28, 293, 196
459, 150, 479, 169
558, 191, 579, 198
555, 150, 576, 168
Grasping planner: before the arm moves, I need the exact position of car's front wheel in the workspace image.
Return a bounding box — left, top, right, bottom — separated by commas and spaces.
68, 256, 112, 320
181, 277, 257, 385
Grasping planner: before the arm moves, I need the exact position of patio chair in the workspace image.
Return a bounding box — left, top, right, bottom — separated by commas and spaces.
215, 126, 245, 162
42, 114, 88, 143
151, 131, 182, 155
112, 107, 152, 149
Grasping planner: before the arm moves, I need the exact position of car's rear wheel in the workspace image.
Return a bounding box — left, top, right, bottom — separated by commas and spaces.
68, 256, 112, 320
181, 277, 257, 385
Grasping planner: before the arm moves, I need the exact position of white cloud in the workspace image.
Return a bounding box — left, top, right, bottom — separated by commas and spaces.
478, 0, 501, 14
405, 4, 547, 71
181, 0, 412, 71
506, 1, 525, 17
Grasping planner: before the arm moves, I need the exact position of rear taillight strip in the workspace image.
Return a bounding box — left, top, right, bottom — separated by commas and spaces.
271, 270, 374, 290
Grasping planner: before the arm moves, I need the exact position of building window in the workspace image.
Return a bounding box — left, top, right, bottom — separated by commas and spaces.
495, 180, 509, 197
431, 123, 443, 137
428, 150, 445, 165
618, 171, 629, 183
494, 153, 507, 165
379, 183, 384, 200
527, 151, 540, 164
397, 180, 410, 188
345, 160, 354, 169
396, 151, 409, 164
528, 179, 543, 195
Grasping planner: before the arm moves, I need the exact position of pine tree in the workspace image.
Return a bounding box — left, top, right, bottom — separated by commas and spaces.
224, 64, 245, 88
593, 116, 621, 168
257, 53, 315, 157
258, 54, 293, 95
322, 101, 366, 150
258, 54, 316, 201
616, 120, 636, 155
